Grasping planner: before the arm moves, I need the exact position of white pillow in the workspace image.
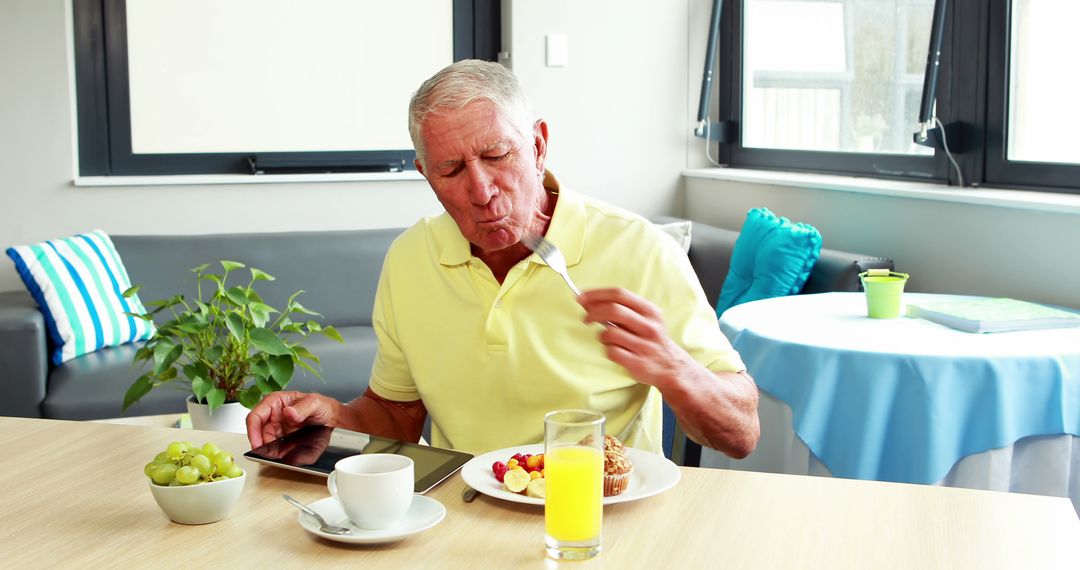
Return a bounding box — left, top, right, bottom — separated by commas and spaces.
655, 220, 692, 254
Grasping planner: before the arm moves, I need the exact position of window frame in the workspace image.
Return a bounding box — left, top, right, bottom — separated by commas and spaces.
72, 0, 501, 177
713, 0, 1080, 195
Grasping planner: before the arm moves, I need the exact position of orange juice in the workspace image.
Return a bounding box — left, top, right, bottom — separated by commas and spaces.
545, 445, 603, 542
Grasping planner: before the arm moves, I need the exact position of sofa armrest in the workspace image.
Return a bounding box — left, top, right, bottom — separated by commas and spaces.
0, 291, 48, 418
801, 250, 895, 294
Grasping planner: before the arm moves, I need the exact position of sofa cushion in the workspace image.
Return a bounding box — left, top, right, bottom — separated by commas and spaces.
112, 228, 403, 328
655, 220, 693, 253
6, 230, 155, 365
42, 325, 376, 420
715, 208, 822, 316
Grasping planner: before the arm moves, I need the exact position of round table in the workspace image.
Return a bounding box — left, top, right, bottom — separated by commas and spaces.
708, 292, 1080, 511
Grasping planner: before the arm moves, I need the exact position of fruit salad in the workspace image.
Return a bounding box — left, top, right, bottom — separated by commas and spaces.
491, 452, 546, 498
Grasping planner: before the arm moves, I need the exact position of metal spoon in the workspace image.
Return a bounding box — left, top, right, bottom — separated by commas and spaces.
282, 494, 352, 535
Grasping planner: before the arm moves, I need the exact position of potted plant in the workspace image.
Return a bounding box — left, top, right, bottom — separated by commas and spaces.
122, 260, 343, 431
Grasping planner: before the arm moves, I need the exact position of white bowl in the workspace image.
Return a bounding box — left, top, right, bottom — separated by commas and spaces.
149, 472, 246, 525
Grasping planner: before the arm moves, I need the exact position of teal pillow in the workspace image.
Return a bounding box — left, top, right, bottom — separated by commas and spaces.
715, 208, 822, 316
6, 230, 155, 365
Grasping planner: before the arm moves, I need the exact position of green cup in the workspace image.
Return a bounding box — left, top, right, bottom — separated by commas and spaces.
859, 270, 910, 319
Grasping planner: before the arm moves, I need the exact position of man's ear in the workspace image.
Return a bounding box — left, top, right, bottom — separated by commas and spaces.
533, 118, 549, 173
414, 158, 426, 177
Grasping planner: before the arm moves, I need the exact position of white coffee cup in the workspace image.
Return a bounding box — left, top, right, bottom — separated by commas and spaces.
327, 454, 414, 530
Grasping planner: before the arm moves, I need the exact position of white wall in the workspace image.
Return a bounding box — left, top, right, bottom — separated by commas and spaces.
0, 0, 707, 293
504, 0, 707, 215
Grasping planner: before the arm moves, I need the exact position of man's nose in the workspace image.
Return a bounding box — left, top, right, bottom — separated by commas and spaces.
464, 162, 498, 204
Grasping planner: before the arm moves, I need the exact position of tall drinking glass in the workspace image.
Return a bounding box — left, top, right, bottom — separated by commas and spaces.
544, 409, 605, 561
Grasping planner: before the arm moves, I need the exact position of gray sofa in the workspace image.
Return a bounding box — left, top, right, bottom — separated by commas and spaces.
0, 220, 891, 449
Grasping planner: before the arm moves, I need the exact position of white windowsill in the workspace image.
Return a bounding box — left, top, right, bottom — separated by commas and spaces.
74, 170, 426, 187
682, 168, 1080, 215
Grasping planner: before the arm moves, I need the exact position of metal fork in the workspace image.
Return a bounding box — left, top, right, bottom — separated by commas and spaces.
522, 233, 615, 328
521, 233, 582, 295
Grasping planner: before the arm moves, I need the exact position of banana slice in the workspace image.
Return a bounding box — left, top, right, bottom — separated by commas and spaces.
503, 467, 531, 493
526, 477, 546, 499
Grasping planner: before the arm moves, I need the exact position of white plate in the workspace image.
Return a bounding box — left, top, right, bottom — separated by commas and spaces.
460, 443, 681, 506
297, 495, 446, 544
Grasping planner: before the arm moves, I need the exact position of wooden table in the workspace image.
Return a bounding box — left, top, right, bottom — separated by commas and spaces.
2, 417, 1077, 569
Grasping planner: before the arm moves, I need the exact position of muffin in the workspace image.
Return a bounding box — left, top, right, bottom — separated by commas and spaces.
602, 435, 633, 496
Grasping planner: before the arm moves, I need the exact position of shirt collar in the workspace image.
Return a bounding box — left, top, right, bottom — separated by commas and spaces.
434, 169, 586, 267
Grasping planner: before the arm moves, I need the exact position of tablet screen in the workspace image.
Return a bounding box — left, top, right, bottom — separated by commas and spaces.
243, 426, 473, 494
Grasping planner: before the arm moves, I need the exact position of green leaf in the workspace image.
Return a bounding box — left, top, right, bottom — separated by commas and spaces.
246, 289, 264, 304
289, 302, 322, 317
157, 366, 178, 380
122, 284, 142, 298
133, 346, 154, 361
124, 312, 154, 322
175, 315, 204, 334
250, 267, 275, 282
238, 386, 264, 409
295, 358, 322, 379
291, 345, 317, 361
190, 263, 210, 274
225, 287, 249, 307
191, 376, 212, 401
182, 363, 202, 382
205, 346, 223, 364
122, 375, 153, 410
256, 377, 277, 394
268, 354, 294, 384
226, 312, 246, 341
220, 260, 246, 272
250, 302, 276, 328
252, 358, 270, 380
153, 343, 182, 375
321, 326, 344, 343
304, 320, 323, 333
250, 328, 291, 356
205, 387, 227, 412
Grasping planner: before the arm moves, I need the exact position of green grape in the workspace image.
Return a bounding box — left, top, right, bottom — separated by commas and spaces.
175, 465, 199, 485
221, 463, 244, 479
151, 463, 177, 485
190, 454, 212, 476
153, 451, 170, 463
144, 461, 159, 478
165, 441, 188, 460
201, 443, 222, 457
212, 452, 234, 471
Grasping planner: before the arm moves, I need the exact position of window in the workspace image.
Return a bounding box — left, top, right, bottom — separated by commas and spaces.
708, 0, 1080, 194
73, 0, 501, 177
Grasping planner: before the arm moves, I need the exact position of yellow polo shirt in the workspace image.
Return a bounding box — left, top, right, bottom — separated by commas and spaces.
369, 174, 745, 453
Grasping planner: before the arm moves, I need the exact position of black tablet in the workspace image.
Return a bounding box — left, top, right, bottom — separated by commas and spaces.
243, 426, 473, 494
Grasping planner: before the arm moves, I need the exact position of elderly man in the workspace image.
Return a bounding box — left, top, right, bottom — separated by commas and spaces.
247, 60, 759, 458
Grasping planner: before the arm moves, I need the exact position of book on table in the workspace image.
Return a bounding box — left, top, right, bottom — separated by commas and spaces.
907, 297, 1080, 333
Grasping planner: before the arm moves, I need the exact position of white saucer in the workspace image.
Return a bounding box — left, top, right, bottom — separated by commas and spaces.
297, 495, 446, 544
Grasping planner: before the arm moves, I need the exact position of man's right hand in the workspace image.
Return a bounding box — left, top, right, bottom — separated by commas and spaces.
246, 391, 339, 449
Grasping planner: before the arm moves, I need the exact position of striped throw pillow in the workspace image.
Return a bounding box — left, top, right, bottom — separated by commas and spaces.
6, 230, 155, 365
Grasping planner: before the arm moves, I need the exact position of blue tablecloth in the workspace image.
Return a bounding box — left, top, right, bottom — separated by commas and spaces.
720, 293, 1080, 484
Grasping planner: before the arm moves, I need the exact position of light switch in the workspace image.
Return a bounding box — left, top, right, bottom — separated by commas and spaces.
546, 33, 567, 67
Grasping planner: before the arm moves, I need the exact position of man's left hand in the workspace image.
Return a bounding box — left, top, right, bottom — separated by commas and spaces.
576, 287, 692, 389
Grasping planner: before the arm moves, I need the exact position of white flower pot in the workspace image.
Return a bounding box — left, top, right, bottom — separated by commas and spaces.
186, 397, 249, 434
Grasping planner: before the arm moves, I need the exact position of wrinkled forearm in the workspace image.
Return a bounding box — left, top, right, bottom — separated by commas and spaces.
334, 388, 428, 443
657, 359, 760, 459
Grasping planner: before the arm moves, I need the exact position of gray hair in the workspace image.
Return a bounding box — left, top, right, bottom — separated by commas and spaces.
408, 59, 536, 169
